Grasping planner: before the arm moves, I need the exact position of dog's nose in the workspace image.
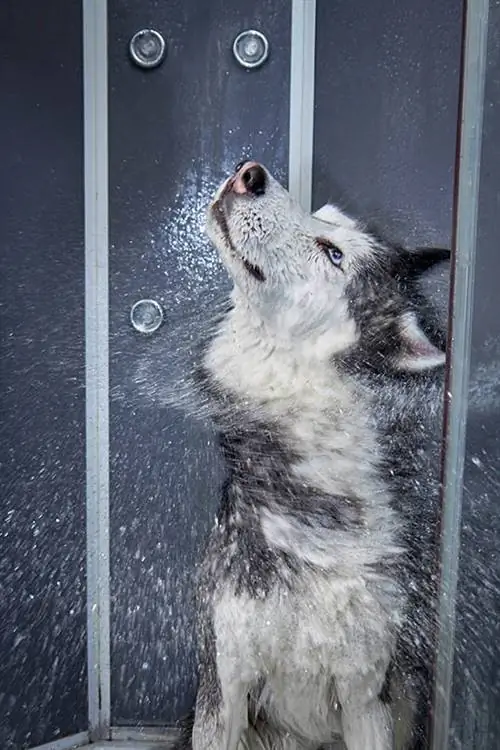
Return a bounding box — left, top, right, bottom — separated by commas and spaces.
234, 160, 247, 172
233, 161, 266, 196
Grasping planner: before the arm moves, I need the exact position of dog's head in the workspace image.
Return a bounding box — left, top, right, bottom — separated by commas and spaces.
206, 161, 449, 373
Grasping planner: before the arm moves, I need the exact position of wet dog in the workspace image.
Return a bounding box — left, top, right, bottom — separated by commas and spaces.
166, 161, 455, 750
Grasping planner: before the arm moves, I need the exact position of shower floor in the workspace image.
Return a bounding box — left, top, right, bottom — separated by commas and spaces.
88, 727, 178, 750
93, 744, 173, 750
92, 731, 178, 749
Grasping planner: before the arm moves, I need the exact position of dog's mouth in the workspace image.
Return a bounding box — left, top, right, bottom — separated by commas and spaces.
212, 192, 266, 283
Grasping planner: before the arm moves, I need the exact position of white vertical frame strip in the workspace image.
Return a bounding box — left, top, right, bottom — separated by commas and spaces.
430, 0, 489, 748
289, 0, 317, 212
83, 0, 111, 740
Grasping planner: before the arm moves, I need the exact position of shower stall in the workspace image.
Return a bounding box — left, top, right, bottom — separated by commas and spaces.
1, 0, 498, 748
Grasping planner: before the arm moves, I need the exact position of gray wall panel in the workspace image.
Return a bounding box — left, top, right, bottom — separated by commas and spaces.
0, 1, 87, 747
313, 0, 463, 322
108, 0, 291, 724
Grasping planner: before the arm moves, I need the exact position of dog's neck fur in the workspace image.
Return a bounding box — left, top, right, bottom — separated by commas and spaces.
205, 294, 354, 404
203, 299, 401, 566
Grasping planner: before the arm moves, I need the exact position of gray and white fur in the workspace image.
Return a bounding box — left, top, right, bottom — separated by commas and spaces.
166, 161, 457, 750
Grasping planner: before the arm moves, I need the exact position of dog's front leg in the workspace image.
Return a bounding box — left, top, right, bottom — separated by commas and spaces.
337, 678, 393, 750
341, 698, 393, 750
192, 672, 249, 750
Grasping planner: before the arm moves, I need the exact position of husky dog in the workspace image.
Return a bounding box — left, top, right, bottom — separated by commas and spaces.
169, 161, 453, 750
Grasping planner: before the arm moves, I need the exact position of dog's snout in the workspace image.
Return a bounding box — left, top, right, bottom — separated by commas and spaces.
234, 160, 248, 172
233, 162, 266, 197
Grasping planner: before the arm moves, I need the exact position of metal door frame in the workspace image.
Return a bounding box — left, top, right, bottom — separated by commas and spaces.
430, 0, 490, 747
32, 0, 489, 747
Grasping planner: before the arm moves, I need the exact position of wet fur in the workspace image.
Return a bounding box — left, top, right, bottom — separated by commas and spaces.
167, 166, 454, 750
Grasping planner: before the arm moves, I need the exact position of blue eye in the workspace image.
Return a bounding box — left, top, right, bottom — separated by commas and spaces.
327, 247, 344, 265
316, 238, 344, 267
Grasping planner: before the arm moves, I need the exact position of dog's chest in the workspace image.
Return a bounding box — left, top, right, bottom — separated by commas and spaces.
214, 566, 402, 687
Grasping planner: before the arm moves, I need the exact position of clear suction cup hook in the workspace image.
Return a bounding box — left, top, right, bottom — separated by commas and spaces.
130, 299, 164, 334
232, 30, 270, 70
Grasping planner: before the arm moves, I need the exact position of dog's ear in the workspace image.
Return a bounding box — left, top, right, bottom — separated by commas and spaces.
394, 247, 451, 280
393, 312, 446, 372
